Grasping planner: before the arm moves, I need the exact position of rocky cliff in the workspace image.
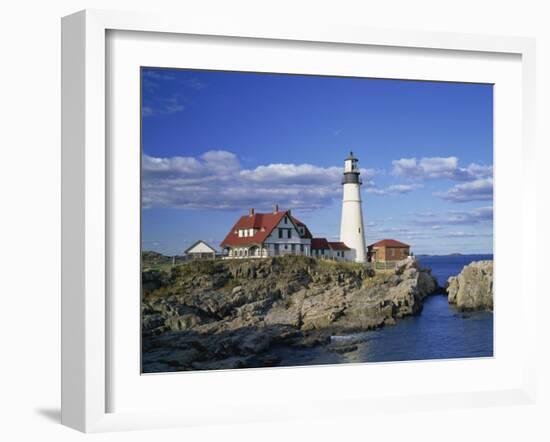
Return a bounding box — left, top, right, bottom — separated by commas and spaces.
447, 260, 493, 311
142, 255, 440, 372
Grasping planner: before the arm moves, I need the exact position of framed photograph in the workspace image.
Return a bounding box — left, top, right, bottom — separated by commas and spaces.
61, 9, 537, 432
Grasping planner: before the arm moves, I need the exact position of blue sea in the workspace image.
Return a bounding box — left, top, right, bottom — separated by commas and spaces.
335, 254, 494, 363
417, 253, 493, 287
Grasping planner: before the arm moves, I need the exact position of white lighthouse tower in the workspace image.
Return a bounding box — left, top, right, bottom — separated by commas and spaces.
339, 152, 367, 263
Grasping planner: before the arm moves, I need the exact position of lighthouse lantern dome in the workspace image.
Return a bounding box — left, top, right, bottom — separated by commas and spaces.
342, 151, 362, 184
344, 151, 359, 173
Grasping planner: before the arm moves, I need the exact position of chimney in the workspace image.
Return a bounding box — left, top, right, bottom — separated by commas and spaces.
249, 208, 255, 217
273, 204, 279, 213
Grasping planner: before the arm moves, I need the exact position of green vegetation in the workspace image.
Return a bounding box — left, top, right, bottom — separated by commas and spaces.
141, 252, 375, 303
362, 271, 394, 288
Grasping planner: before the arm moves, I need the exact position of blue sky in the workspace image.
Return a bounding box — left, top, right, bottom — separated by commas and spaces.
141, 67, 493, 256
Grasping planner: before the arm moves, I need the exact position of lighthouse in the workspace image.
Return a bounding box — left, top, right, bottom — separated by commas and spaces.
339, 152, 367, 263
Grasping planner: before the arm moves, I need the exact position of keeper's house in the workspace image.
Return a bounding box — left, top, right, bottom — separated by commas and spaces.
367, 239, 410, 263
184, 240, 217, 260
220, 206, 313, 258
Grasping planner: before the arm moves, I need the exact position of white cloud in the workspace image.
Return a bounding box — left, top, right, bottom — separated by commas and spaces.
413, 206, 493, 226
142, 70, 175, 81
142, 151, 378, 211
366, 183, 423, 196
392, 156, 492, 181
365, 187, 387, 195
141, 70, 207, 117
141, 97, 185, 117
367, 226, 431, 242
435, 178, 493, 202
240, 163, 376, 186
182, 78, 207, 90
444, 231, 492, 238
386, 183, 424, 194
142, 70, 207, 90
447, 206, 493, 224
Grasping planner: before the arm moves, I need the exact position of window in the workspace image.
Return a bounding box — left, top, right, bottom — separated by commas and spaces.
283, 217, 287, 224
278, 228, 283, 239
391, 249, 395, 257
300, 244, 304, 253
287, 229, 291, 239
291, 244, 295, 252
358, 227, 361, 233
249, 228, 254, 236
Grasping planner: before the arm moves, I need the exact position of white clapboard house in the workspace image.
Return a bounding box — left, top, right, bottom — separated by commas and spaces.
220, 206, 313, 258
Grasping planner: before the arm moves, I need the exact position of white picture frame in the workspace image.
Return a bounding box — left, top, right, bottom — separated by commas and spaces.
61, 9, 537, 433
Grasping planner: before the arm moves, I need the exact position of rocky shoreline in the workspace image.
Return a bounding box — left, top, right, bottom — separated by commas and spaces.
142, 255, 441, 372
447, 260, 493, 311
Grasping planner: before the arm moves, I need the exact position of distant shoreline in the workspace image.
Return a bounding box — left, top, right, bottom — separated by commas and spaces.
416, 253, 493, 258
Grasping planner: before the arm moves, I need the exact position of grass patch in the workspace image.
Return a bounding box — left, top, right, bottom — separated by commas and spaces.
362, 271, 394, 288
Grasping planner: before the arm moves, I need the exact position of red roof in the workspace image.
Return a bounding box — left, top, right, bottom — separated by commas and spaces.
220, 210, 311, 247
369, 239, 410, 248
328, 241, 350, 251
311, 238, 330, 249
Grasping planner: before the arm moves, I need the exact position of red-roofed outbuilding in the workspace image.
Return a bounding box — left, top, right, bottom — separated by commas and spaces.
367, 239, 411, 262
310, 238, 352, 261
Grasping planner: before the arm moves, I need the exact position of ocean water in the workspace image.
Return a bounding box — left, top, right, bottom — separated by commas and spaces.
335, 254, 494, 363
417, 253, 493, 287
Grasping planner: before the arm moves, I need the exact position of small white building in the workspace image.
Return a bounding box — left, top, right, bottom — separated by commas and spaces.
311, 238, 352, 261
184, 240, 217, 260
